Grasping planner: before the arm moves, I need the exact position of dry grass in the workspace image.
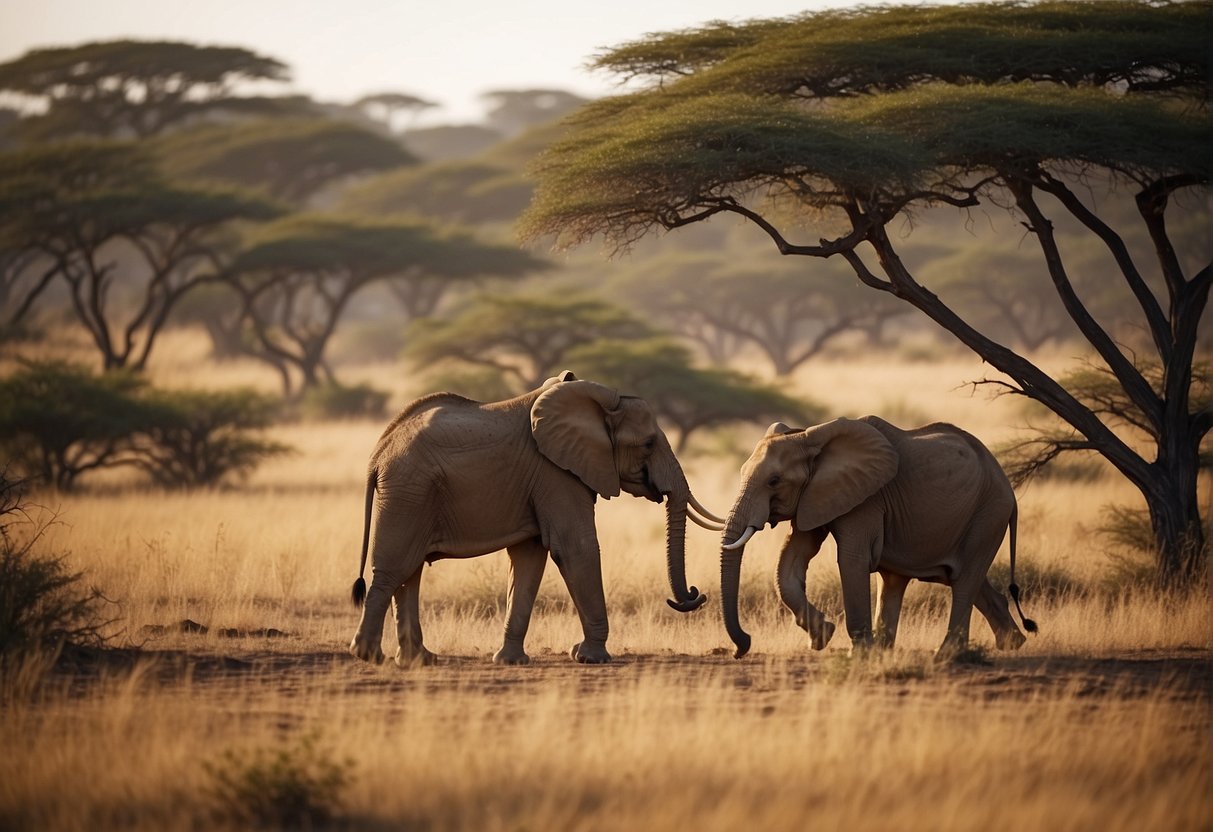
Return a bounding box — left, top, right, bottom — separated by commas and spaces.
2, 329, 1209, 831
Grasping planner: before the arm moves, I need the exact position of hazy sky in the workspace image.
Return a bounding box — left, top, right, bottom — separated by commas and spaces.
1, 0, 911, 125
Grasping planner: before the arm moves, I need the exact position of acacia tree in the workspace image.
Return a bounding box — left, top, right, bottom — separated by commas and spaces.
0, 40, 303, 140
0, 248, 60, 337
340, 160, 533, 225
522, 1, 1211, 586
0, 141, 283, 370
481, 89, 588, 137
228, 216, 546, 394
613, 251, 906, 373
931, 246, 1087, 352
155, 118, 416, 204
404, 293, 652, 391
353, 92, 438, 132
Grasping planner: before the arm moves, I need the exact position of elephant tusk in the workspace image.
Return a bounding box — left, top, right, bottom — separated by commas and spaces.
722, 526, 758, 551
689, 493, 726, 525
688, 507, 725, 532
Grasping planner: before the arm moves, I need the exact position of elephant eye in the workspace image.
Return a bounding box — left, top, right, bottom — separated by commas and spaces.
767, 474, 781, 487
644, 437, 656, 451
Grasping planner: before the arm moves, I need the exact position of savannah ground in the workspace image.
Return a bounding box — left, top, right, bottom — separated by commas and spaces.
2, 330, 1210, 831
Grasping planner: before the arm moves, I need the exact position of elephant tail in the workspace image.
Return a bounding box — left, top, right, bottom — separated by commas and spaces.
351, 468, 376, 608
1007, 502, 1038, 634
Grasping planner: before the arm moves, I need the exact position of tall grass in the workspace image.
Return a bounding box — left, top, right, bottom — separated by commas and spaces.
1, 658, 1207, 832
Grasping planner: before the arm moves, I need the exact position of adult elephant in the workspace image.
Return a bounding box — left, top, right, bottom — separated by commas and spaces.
719, 416, 1036, 660
348, 371, 721, 666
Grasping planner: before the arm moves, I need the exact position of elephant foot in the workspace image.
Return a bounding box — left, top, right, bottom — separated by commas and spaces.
811, 619, 836, 651
847, 636, 876, 659
570, 641, 611, 664
847, 627, 875, 657
932, 640, 977, 664
493, 645, 532, 665
349, 636, 385, 664
995, 629, 1027, 651
395, 647, 439, 668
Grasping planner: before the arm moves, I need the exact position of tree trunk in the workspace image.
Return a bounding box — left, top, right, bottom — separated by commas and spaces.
1148, 440, 1207, 587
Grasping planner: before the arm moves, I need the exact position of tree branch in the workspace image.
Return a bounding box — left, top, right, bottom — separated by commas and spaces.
1008, 177, 1162, 433
1036, 173, 1171, 359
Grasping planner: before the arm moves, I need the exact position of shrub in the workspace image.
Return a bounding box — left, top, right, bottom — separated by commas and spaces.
204, 733, 353, 829
0, 360, 152, 490
136, 388, 291, 488
299, 381, 389, 420
0, 474, 116, 670
0, 361, 291, 490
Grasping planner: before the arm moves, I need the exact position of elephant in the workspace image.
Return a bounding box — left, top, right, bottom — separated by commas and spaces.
348, 371, 722, 666
719, 416, 1036, 660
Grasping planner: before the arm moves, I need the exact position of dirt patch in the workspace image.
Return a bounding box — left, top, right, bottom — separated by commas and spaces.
50, 643, 1212, 706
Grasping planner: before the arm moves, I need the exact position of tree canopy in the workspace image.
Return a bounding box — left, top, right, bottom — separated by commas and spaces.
0, 140, 284, 369
229, 215, 547, 393
339, 160, 531, 224
353, 91, 438, 131
405, 292, 649, 391
611, 251, 906, 373
522, 0, 1212, 585
154, 118, 416, 204
0, 40, 303, 139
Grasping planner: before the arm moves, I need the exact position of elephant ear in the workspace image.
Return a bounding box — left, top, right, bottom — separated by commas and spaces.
531, 380, 622, 498
796, 418, 899, 532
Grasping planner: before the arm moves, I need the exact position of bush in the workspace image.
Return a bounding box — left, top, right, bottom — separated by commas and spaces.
204, 733, 353, 829
0, 474, 116, 670
137, 388, 291, 488
300, 381, 389, 420
0, 361, 291, 490
0, 360, 153, 490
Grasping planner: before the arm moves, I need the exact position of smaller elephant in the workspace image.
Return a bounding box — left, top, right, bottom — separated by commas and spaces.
719, 416, 1036, 660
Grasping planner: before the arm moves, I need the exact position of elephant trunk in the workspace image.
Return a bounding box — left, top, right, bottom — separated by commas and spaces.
720, 507, 755, 659
664, 476, 707, 613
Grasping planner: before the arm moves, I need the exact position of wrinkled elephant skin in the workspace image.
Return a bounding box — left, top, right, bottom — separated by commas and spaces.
720, 417, 1035, 660
348, 372, 716, 666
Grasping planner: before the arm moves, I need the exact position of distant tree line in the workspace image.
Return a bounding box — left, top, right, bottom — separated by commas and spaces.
0, 38, 822, 490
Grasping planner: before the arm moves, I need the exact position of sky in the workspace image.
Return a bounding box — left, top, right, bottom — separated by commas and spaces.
0, 0, 903, 126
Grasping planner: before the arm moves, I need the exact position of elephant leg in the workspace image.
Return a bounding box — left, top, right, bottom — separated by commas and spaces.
875, 571, 911, 649
938, 563, 996, 659
493, 539, 547, 665
350, 575, 394, 663
350, 511, 432, 664
939, 500, 1015, 659
551, 529, 611, 664
975, 578, 1026, 650
836, 532, 878, 652
775, 528, 834, 650
938, 581, 979, 659
392, 568, 437, 667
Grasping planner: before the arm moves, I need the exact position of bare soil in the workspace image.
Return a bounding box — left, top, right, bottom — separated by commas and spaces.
52, 640, 1212, 706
